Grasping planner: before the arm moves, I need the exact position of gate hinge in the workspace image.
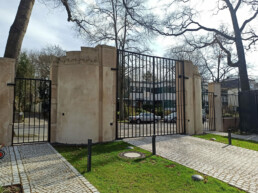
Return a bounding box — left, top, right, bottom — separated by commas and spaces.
111, 68, 118, 71
178, 75, 189, 79
7, 83, 15, 86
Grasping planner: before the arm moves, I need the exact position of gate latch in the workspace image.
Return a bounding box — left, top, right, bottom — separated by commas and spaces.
7, 83, 15, 86
111, 68, 118, 71
178, 75, 189, 79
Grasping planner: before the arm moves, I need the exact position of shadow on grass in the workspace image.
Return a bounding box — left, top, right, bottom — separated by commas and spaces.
222, 136, 258, 144
54, 141, 153, 173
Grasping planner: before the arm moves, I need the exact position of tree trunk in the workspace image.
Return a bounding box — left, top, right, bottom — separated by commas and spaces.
236, 38, 250, 91
226, 0, 250, 91
4, 0, 35, 62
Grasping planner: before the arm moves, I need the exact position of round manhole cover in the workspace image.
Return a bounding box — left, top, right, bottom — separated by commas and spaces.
119, 151, 145, 159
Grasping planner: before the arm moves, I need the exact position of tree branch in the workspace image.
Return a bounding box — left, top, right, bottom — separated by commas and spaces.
123, 0, 235, 41
215, 37, 239, 67
234, 0, 242, 12
240, 9, 258, 32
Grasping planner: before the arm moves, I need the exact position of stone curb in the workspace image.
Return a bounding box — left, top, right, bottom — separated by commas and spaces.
9, 147, 20, 185
47, 143, 100, 193
13, 146, 31, 193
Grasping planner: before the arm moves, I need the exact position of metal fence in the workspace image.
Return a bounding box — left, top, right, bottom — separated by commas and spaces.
116, 50, 185, 139
239, 90, 258, 134
12, 78, 51, 144
202, 92, 215, 131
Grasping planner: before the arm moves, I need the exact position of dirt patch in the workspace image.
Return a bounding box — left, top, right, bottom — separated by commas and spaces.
1, 185, 22, 193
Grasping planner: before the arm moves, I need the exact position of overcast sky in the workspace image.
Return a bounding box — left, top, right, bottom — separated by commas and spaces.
0, 1, 84, 54
0, 0, 257, 78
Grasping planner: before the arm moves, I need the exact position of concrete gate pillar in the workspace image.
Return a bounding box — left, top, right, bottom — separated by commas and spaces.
208, 83, 223, 132
0, 58, 15, 146
176, 60, 202, 135
50, 45, 117, 144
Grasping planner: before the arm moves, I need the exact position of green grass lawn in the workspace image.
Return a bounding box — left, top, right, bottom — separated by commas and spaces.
194, 134, 258, 151
55, 141, 244, 193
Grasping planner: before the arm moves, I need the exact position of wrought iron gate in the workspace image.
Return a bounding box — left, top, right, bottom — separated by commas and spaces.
12, 78, 51, 144
116, 50, 185, 139
202, 92, 215, 131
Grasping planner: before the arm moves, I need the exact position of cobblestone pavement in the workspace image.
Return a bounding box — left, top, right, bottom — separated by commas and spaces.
205, 131, 258, 142
124, 135, 258, 193
0, 146, 20, 187
10, 143, 99, 193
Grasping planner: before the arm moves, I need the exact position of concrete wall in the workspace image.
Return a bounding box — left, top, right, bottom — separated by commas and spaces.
176, 61, 202, 135
223, 117, 240, 132
0, 58, 15, 146
50, 45, 116, 144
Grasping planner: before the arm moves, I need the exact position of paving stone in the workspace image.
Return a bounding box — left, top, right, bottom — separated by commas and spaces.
14, 143, 99, 193
124, 135, 258, 193
0, 146, 20, 186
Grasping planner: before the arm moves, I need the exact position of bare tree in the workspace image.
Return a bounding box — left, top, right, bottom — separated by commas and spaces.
28, 45, 65, 79
167, 41, 234, 83
123, 0, 258, 91
4, 0, 35, 62
57, 0, 150, 52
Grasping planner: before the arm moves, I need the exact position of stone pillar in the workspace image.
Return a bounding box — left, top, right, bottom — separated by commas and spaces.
176, 60, 202, 135
50, 45, 116, 144
208, 83, 223, 132
96, 45, 117, 142
0, 58, 15, 146
50, 60, 59, 143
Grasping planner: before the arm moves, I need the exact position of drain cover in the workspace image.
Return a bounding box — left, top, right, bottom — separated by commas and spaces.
119, 151, 145, 159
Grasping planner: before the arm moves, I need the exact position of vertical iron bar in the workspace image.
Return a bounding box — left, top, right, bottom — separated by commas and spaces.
11, 79, 17, 145
170, 60, 173, 134
28, 80, 32, 142
119, 51, 122, 138
134, 53, 137, 138
122, 51, 125, 138
33, 80, 36, 142
23, 79, 27, 143
153, 57, 156, 136
165, 59, 168, 134
228, 129, 232, 145
145, 55, 148, 137
152, 135, 156, 155
17, 80, 22, 143
182, 61, 186, 134
87, 139, 92, 172
115, 50, 119, 139
38, 81, 41, 142
138, 54, 141, 137
159, 58, 161, 135
127, 53, 130, 138
48, 81, 52, 142
42, 82, 46, 142
132, 54, 134, 137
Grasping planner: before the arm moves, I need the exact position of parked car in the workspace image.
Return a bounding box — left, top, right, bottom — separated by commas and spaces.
129, 113, 161, 124
164, 112, 177, 123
